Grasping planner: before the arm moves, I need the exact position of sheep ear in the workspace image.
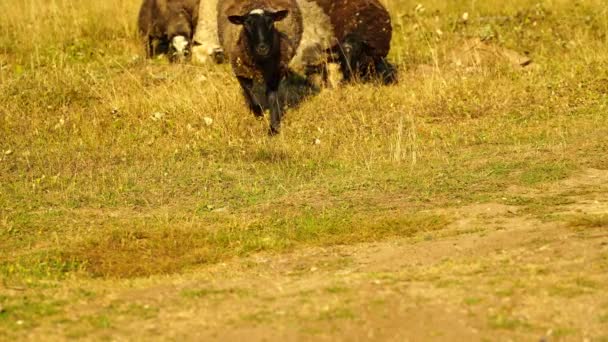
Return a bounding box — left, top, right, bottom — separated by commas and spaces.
270, 10, 289, 22
228, 15, 246, 25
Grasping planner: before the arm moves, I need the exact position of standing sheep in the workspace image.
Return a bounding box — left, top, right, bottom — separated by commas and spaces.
310, 0, 397, 84
138, 0, 200, 62
218, 0, 303, 135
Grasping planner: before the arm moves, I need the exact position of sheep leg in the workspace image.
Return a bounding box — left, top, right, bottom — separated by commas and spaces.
237, 76, 263, 117
376, 58, 398, 85
265, 76, 282, 136
146, 37, 154, 58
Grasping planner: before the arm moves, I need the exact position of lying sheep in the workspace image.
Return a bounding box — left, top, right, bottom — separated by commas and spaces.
137, 0, 200, 62
218, 0, 303, 135
310, 0, 397, 84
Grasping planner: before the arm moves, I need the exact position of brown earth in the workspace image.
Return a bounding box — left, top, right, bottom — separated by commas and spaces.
16, 169, 608, 341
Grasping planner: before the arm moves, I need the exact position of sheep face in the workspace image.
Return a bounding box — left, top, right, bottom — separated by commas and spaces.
228, 9, 289, 60
166, 6, 195, 61
336, 33, 369, 81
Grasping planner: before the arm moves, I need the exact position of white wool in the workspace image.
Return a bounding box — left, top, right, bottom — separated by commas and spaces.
172, 35, 189, 54
192, 0, 223, 64
291, 0, 336, 72
249, 9, 265, 15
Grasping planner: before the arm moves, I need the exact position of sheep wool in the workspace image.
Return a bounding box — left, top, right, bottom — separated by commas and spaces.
290, 0, 336, 73
310, 0, 392, 64
192, 0, 222, 64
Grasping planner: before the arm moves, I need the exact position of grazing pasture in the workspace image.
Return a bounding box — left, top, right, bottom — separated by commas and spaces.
1, 0, 608, 340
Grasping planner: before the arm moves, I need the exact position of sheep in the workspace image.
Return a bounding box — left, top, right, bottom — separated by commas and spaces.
290, 0, 336, 77
191, 0, 225, 64
308, 0, 397, 84
137, 0, 200, 62
218, 0, 303, 135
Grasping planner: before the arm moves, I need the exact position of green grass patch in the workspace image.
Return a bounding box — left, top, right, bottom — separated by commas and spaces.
552, 327, 578, 338
488, 313, 531, 331
568, 214, 608, 230
31, 210, 450, 279
520, 163, 573, 185
318, 307, 356, 321
463, 297, 483, 306
0, 252, 87, 284
325, 285, 349, 294
0, 296, 65, 331
181, 288, 248, 299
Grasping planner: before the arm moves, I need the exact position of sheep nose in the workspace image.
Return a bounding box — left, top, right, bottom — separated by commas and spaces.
256, 44, 270, 56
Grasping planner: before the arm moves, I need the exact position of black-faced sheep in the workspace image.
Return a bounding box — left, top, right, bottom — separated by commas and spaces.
218, 0, 303, 135
309, 0, 397, 84
138, 0, 200, 62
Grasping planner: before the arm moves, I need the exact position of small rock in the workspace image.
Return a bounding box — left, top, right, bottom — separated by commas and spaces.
151, 112, 165, 121
462, 12, 469, 22
4, 150, 13, 156
501, 48, 533, 67
313, 138, 321, 145
16, 320, 24, 325
53, 117, 65, 130
203, 117, 213, 126
310, 266, 318, 272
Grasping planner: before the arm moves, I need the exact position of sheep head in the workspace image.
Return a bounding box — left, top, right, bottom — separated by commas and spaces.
166, 5, 195, 62
337, 33, 371, 80
228, 9, 289, 61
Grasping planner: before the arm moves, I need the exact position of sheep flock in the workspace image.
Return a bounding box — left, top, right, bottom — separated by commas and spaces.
138, 0, 396, 135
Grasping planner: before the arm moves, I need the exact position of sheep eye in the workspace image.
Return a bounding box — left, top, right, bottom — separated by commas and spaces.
244, 21, 254, 31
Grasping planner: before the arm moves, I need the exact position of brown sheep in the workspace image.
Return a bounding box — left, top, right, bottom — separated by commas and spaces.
218, 0, 303, 135
309, 0, 397, 84
138, 0, 200, 62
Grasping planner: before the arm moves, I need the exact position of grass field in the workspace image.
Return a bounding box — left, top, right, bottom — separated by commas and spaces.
1, 0, 608, 340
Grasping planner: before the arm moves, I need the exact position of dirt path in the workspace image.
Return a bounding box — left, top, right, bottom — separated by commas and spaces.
18, 169, 608, 341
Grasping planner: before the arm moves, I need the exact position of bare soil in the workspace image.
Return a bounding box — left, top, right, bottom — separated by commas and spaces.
17, 169, 608, 341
